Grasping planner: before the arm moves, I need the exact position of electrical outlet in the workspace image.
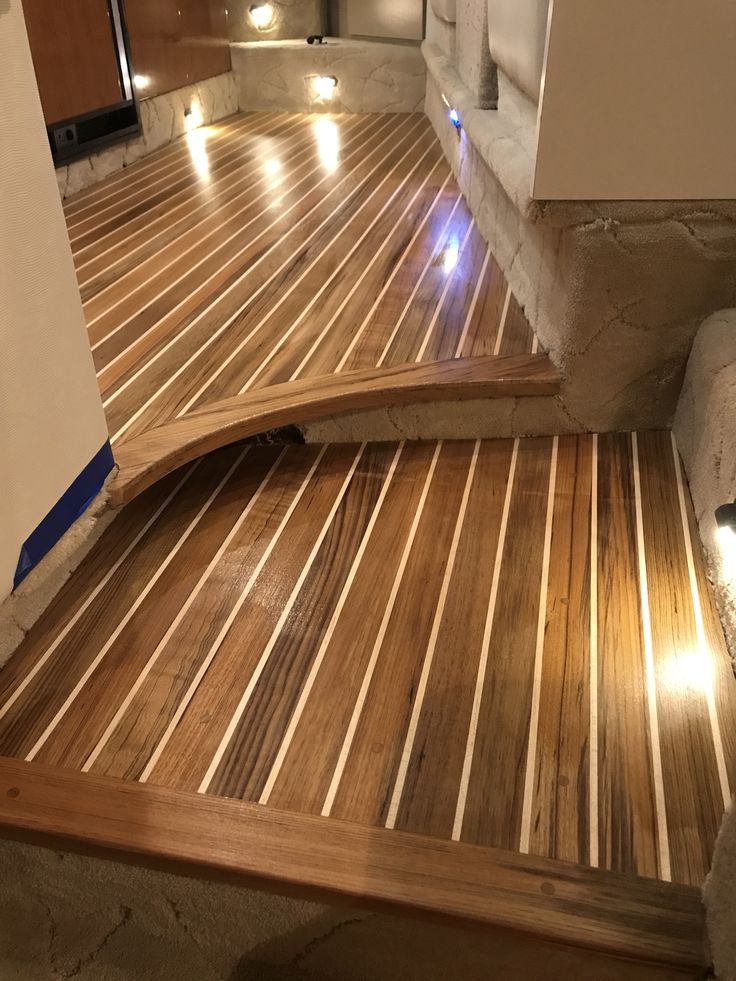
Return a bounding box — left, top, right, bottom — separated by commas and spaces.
52, 124, 78, 152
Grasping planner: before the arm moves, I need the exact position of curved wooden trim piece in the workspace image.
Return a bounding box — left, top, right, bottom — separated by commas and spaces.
0, 758, 704, 971
109, 355, 560, 507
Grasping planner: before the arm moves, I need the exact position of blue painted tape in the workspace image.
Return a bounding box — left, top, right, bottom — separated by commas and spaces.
13, 441, 115, 589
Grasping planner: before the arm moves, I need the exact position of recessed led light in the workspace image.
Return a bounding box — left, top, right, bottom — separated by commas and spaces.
249, 3, 274, 29
133, 74, 150, 91
312, 75, 338, 101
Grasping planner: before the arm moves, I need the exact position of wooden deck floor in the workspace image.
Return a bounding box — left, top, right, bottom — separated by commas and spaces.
65, 111, 537, 447
1, 433, 734, 893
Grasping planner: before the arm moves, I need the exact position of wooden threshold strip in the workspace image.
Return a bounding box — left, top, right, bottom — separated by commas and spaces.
0, 757, 703, 971
109, 354, 560, 506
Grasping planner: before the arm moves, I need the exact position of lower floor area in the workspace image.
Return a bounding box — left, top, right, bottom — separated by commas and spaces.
0, 431, 733, 899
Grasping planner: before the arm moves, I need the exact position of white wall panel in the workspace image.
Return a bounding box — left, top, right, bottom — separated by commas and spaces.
534, 0, 736, 200
0, 0, 109, 597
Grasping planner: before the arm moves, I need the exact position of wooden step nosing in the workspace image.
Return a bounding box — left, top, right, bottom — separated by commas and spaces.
0, 757, 704, 972
109, 355, 561, 507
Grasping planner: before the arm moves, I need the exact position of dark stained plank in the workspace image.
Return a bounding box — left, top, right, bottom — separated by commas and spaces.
144, 444, 366, 792
390, 439, 515, 838
596, 433, 661, 880
0, 448, 248, 760
459, 437, 553, 850
637, 431, 726, 884
264, 443, 440, 815
528, 434, 592, 865
34, 447, 287, 772
328, 441, 476, 825
207, 443, 400, 801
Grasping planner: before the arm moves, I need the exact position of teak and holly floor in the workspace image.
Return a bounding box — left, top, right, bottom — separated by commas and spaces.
6, 111, 733, 965
64, 110, 537, 447
1, 433, 734, 897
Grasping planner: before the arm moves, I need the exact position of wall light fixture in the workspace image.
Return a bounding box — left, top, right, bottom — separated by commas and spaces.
249, 3, 274, 29
312, 75, 338, 101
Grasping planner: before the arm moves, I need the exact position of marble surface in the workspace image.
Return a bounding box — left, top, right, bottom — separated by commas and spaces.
423, 44, 736, 433
231, 38, 425, 114
674, 311, 736, 661
227, 0, 322, 43
56, 72, 238, 199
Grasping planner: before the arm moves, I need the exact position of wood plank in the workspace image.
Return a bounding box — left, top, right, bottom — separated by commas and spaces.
458, 437, 553, 850
387, 439, 515, 838
188, 139, 446, 400
264, 443, 440, 815
528, 434, 592, 865
328, 441, 476, 825
99, 117, 431, 437
0, 758, 705, 971
638, 431, 727, 885
109, 355, 561, 506
90, 116, 390, 387
79, 114, 352, 311
459, 252, 507, 358
75, 113, 320, 293
34, 447, 287, 772
0, 449, 248, 760
596, 433, 661, 879
143, 444, 365, 792
87, 447, 319, 781
205, 443, 400, 801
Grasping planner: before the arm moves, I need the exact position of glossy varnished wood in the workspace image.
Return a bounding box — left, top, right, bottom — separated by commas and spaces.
63, 112, 544, 450
109, 355, 560, 506
0, 434, 733, 902
0, 758, 705, 971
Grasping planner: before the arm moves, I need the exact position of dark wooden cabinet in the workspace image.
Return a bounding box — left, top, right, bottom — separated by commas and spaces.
21, 0, 231, 162
123, 0, 230, 99
22, 0, 126, 124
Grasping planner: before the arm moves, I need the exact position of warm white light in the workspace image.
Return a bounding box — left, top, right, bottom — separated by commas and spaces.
661, 648, 714, 694
311, 75, 338, 101
133, 74, 151, 91
717, 524, 736, 580
441, 233, 460, 274
313, 117, 340, 173
185, 102, 209, 179
184, 99, 204, 133
264, 158, 281, 175
249, 3, 274, 29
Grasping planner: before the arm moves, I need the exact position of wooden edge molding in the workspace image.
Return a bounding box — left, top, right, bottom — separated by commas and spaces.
109, 355, 560, 507
0, 757, 704, 970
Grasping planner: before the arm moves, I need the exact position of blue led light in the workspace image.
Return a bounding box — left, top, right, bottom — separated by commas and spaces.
449, 108, 461, 129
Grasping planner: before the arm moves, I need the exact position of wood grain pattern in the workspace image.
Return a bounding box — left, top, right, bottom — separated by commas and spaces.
109, 355, 560, 506
61, 112, 545, 455
24, 0, 124, 124
0, 435, 733, 917
0, 757, 705, 971
638, 431, 726, 884
124, 0, 230, 100
529, 434, 592, 865
596, 433, 661, 880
